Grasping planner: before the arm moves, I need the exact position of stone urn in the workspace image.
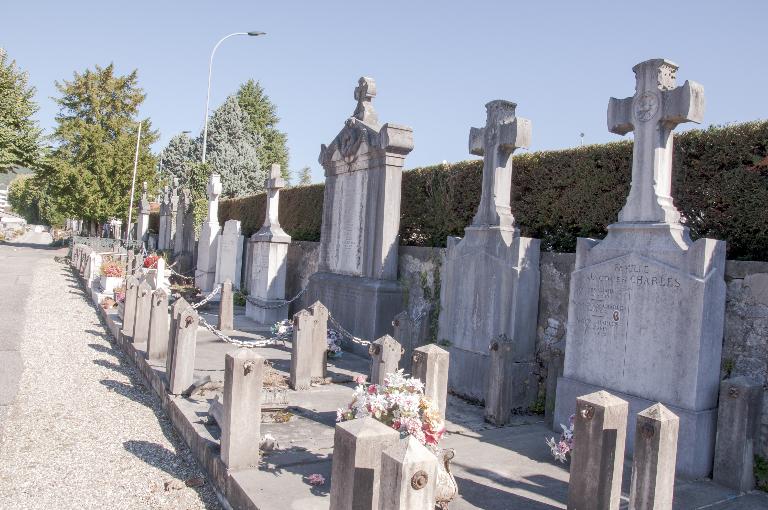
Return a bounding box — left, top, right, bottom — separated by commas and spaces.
434, 448, 458, 509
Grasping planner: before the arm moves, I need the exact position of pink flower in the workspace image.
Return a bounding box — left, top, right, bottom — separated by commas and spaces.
354, 375, 368, 384
306, 473, 325, 486
367, 385, 377, 395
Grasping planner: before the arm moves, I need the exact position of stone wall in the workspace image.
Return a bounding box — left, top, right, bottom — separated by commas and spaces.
279, 241, 768, 456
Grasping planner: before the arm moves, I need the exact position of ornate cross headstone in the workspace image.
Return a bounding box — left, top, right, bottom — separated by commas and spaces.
353, 77, 378, 126
608, 59, 704, 224
158, 185, 170, 250
258, 164, 289, 240
195, 174, 222, 293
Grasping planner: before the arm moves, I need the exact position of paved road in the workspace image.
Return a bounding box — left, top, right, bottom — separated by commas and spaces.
0, 229, 59, 433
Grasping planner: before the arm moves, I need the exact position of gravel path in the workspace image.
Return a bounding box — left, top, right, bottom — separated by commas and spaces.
0, 256, 222, 509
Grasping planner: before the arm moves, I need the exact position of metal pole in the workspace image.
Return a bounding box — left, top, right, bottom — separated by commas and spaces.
126, 121, 142, 241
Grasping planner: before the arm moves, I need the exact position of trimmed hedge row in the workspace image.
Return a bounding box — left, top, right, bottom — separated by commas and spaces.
219, 121, 768, 260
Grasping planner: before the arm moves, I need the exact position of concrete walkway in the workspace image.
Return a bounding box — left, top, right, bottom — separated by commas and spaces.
0, 238, 221, 509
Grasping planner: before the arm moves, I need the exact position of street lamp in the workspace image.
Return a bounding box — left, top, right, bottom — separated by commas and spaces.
201, 31, 265, 163
126, 121, 143, 241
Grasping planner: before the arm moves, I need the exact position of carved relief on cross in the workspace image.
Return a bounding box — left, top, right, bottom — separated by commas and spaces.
468, 100, 531, 229
206, 173, 222, 223
608, 59, 704, 224
353, 76, 378, 126
263, 163, 286, 230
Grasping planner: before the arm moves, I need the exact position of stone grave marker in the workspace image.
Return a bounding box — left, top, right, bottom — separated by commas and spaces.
309, 77, 413, 347
215, 219, 243, 291
218, 279, 234, 331
168, 306, 199, 395
122, 275, 140, 339
166, 297, 189, 377
165, 178, 178, 250
379, 436, 438, 510
157, 185, 169, 250
370, 335, 402, 386
290, 308, 314, 390
411, 344, 449, 419
629, 403, 679, 510
437, 100, 540, 406
554, 59, 723, 478
137, 181, 150, 248
195, 174, 222, 293
132, 280, 153, 344
147, 288, 169, 361
246, 164, 291, 324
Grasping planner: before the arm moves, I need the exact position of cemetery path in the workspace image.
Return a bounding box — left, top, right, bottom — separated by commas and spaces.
0, 246, 221, 510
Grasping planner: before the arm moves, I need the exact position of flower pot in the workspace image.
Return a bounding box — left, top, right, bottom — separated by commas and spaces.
99, 276, 123, 294
435, 448, 459, 509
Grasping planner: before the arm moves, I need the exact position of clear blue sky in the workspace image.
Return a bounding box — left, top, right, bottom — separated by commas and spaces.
4, 1, 768, 183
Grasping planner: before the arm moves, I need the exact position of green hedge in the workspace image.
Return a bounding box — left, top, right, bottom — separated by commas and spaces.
219, 121, 768, 260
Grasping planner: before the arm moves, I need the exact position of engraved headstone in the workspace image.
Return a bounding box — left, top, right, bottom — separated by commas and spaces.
147, 288, 169, 361
157, 185, 170, 250
215, 220, 244, 291
554, 59, 724, 479
132, 280, 153, 344
369, 334, 402, 386
309, 77, 413, 348
437, 100, 540, 405
195, 174, 222, 293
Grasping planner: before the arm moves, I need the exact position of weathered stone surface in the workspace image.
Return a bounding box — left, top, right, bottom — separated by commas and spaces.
629, 403, 679, 510
307, 301, 329, 379
166, 297, 189, 377
218, 279, 234, 331
309, 77, 412, 345
379, 436, 438, 510
485, 335, 537, 425
137, 182, 151, 248
290, 309, 313, 390
220, 348, 264, 470
215, 220, 243, 290
168, 307, 198, 395
158, 185, 169, 250
121, 275, 140, 339
370, 335, 402, 386
713, 376, 763, 492
411, 344, 449, 418
132, 280, 153, 344
439, 100, 540, 405
329, 416, 400, 510
555, 59, 724, 479
567, 391, 628, 510
147, 288, 169, 360
195, 174, 222, 293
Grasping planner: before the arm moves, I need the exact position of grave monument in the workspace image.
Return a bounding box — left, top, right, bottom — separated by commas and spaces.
195, 174, 222, 293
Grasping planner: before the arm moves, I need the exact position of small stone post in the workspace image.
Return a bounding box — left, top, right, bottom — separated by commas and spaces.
168, 307, 199, 395
166, 297, 189, 376
411, 344, 449, 419
290, 308, 313, 390
545, 351, 564, 428
713, 376, 763, 492
308, 301, 329, 379
122, 276, 140, 339
485, 334, 514, 425
567, 390, 628, 510
379, 436, 438, 510
370, 335, 402, 386
147, 289, 169, 361
329, 417, 400, 510
629, 403, 679, 510
221, 348, 265, 470
132, 281, 153, 344
218, 279, 234, 331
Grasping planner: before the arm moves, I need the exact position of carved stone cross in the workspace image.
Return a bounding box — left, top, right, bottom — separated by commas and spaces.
608, 59, 704, 224
206, 173, 222, 223
262, 163, 286, 234
468, 100, 531, 229
353, 76, 378, 126
141, 181, 147, 198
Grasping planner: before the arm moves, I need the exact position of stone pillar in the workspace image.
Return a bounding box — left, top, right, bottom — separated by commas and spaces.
122, 276, 140, 339
218, 279, 234, 331
567, 391, 628, 510
629, 403, 679, 510
393, 310, 430, 373
290, 308, 314, 391
308, 301, 329, 379
485, 334, 536, 426
157, 185, 169, 250
215, 220, 244, 290
167, 179, 178, 250
411, 344, 449, 419
713, 376, 763, 492
166, 297, 189, 376
246, 164, 291, 324
329, 416, 400, 510
195, 174, 222, 293
370, 335, 402, 386
379, 436, 438, 510
168, 307, 198, 395
221, 348, 264, 470
132, 281, 153, 344
137, 181, 150, 248
147, 289, 169, 361
545, 351, 564, 428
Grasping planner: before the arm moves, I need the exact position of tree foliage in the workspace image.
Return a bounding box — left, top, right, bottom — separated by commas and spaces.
37, 64, 158, 223
0, 48, 44, 172
159, 131, 198, 186
295, 166, 312, 186
236, 80, 289, 178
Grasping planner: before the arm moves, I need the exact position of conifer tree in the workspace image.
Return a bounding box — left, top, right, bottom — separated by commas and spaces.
236, 80, 289, 178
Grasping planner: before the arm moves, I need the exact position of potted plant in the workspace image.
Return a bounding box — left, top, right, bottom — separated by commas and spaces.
99, 260, 125, 294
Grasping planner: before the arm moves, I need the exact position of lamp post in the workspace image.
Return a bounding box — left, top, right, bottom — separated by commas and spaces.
201, 31, 265, 163
126, 121, 142, 241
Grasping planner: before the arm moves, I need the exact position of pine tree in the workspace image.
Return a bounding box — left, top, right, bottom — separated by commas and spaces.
296, 166, 312, 186
160, 132, 198, 186
236, 80, 289, 178
39, 64, 159, 223
204, 95, 262, 198
0, 48, 44, 172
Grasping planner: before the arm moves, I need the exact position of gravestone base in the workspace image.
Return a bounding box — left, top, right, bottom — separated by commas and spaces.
308, 272, 403, 357
554, 375, 717, 479
195, 269, 216, 295
246, 298, 288, 325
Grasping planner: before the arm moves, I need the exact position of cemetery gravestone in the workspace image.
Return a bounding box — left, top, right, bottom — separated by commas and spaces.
165, 179, 178, 250
411, 344, 449, 419
289, 307, 322, 390
379, 436, 438, 510
629, 403, 679, 510
132, 280, 153, 344
166, 297, 189, 377
158, 185, 169, 250
147, 288, 169, 360
309, 77, 413, 346
437, 100, 540, 405
370, 334, 402, 386
137, 181, 150, 248
218, 279, 234, 331
195, 174, 222, 293
168, 307, 199, 395
122, 275, 140, 339
246, 164, 291, 324
554, 59, 724, 479
215, 220, 243, 291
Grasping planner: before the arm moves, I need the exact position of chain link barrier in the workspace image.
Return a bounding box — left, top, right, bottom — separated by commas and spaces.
327, 314, 372, 347
245, 286, 308, 310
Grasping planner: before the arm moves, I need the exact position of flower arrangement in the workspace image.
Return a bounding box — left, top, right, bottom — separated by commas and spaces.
114, 286, 126, 304
99, 260, 125, 278
143, 254, 160, 268
546, 414, 574, 462
327, 329, 342, 357
336, 370, 445, 451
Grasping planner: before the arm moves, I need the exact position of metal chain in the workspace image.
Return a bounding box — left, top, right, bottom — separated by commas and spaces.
191, 285, 221, 309
245, 286, 308, 310
196, 314, 278, 348
327, 314, 371, 346
169, 266, 194, 281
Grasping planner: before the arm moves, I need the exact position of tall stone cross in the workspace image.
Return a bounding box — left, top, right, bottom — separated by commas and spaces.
260, 163, 287, 237
608, 59, 705, 224
468, 100, 531, 229
353, 76, 378, 126
206, 174, 222, 223
139, 181, 150, 213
